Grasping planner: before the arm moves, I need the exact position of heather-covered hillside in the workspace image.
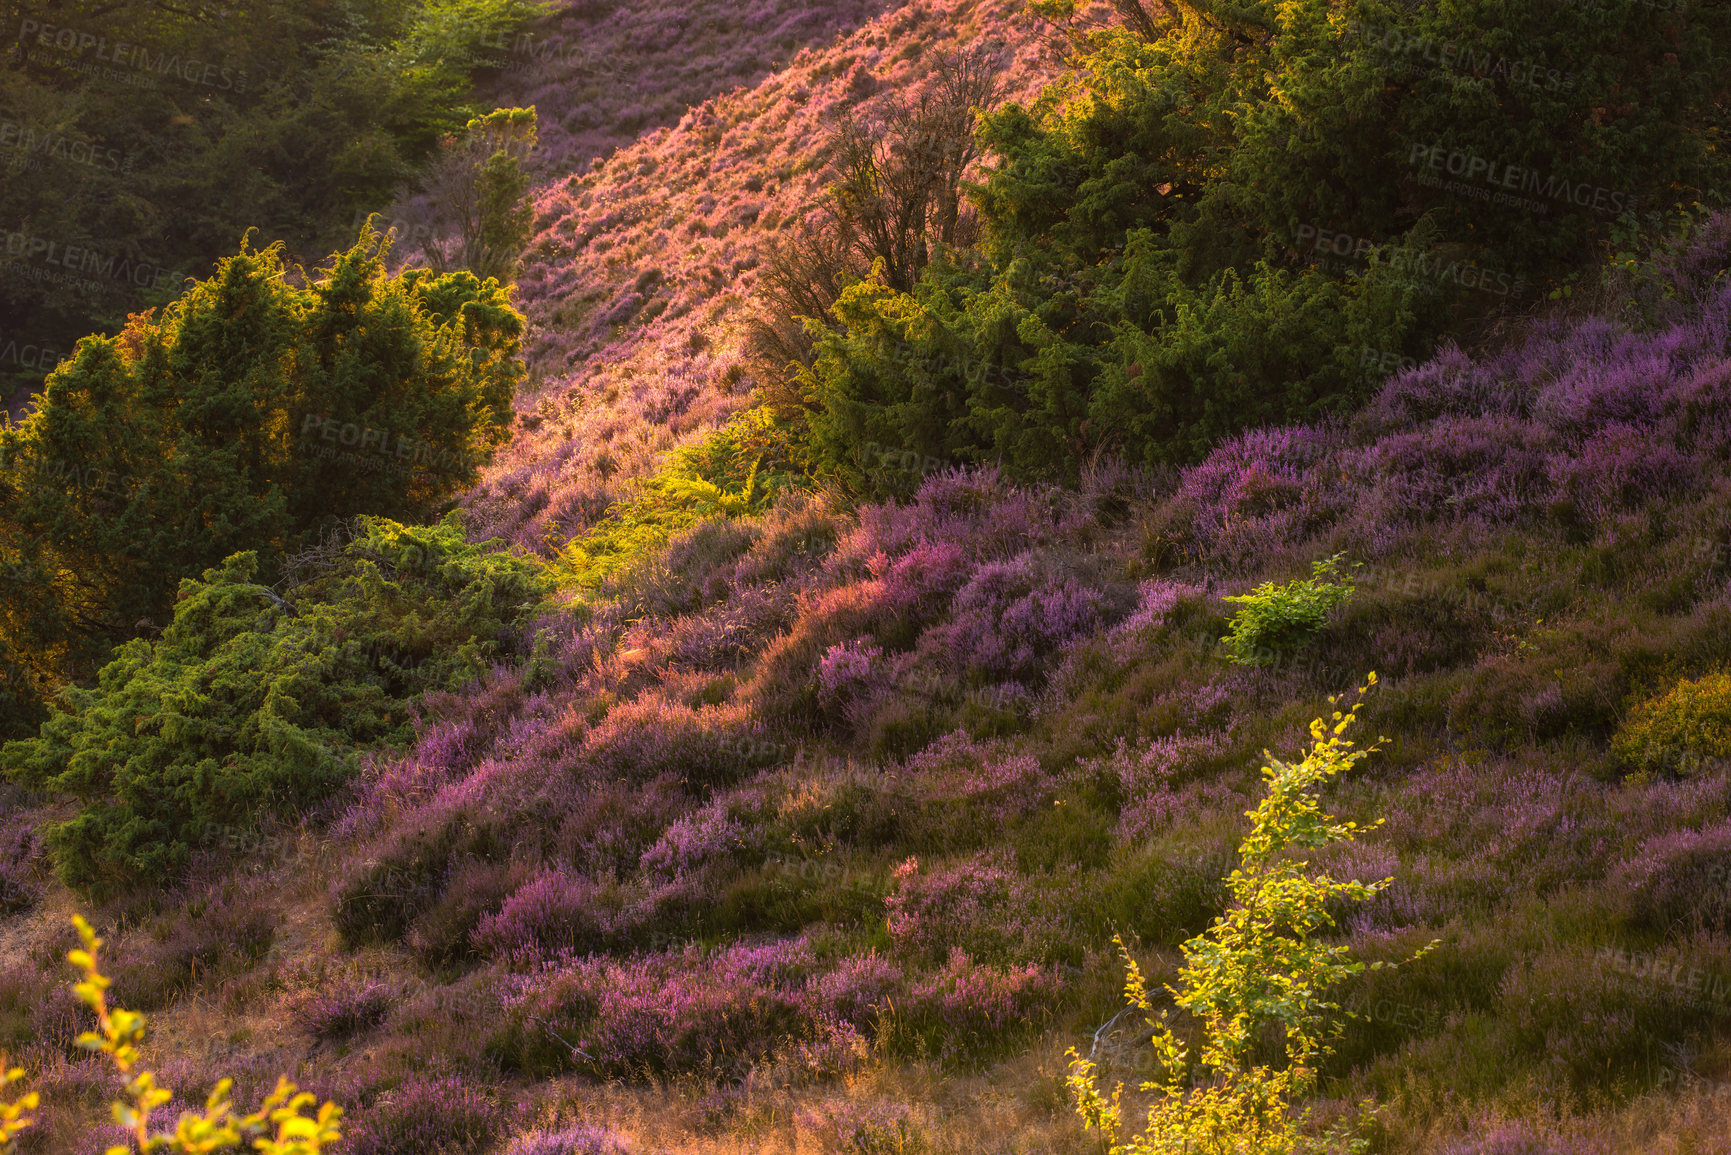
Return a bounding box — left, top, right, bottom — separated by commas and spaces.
4, 0, 1731, 1153
8, 218, 1731, 1153
460, 0, 1072, 553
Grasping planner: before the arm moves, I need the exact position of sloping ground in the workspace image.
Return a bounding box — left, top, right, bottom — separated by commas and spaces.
462, 0, 1075, 555
8, 228, 1727, 1153
475, 0, 900, 181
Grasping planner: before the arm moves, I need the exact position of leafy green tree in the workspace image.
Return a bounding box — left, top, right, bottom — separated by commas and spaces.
1068, 675, 1433, 1153
0, 225, 524, 732
413, 106, 540, 280
2, 514, 547, 895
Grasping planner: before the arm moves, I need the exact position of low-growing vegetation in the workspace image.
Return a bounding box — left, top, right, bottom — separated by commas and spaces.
2, 515, 546, 895
3, 0, 1731, 1151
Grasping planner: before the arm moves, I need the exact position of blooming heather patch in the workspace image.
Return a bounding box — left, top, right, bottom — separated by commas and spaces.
344, 1075, 505, 1155
1613, 819, 1731, 934
502, 1123, 632, 1155
1165, 273, 1731, 565
289, 978, 395, 1043
884, 852, 1075, 965
894, 947, 1062, 1060
498, 938, 819, 1078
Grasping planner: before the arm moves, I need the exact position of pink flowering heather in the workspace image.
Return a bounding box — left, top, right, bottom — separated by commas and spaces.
1090, 731, 1243, 844
287, 978, 395, 1042
499, 937, 820, 1078
637, 793, 767, 878
884, 851, 1074, 965
343, 1075, 505, 1155
817, 637, 886, 706
1612, 818, 1731, 934
1106, 577, 1208, 657
804, 951, 906, 1029
898, 947, 1063, 1060
502, 1123, 632, 1155
469, 867, 704, 959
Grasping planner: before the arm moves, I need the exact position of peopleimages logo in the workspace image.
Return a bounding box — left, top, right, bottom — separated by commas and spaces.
0, 122, 134, 173
1294, 223, 1526, 299
2, 233, 178, 289
1408, 144, 1633, 214
16, 19, 249, 93
1344, 20, 1576, 93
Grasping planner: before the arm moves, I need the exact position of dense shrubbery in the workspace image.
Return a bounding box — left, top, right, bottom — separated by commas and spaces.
551, 406, 812, 592
796, 0, 1731, 488
0, 0, 549, 394
1, 514, 546, 894
0, 228, 525, 734
277, 213, 1731, 1146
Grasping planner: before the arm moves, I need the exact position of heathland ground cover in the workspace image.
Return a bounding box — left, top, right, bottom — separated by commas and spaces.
3, 0, 1731, 1151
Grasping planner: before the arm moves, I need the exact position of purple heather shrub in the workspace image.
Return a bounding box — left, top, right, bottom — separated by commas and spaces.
343, 1075, 505, 1155
1094, 730, 1246, 844
503, 938, 819, 1078
900, 734, 1058, 821
777, 1015, 872, 1082
1350, 416, 1552, 529
868, 541, 974, 618
1531, 352, 1671, 436
1103, 731, 1237, 797
502, 1123, 633, 1155
914, 553, 1115, 684
638, 794, 765, 878
579, 693, 768, 787
796, 1100, 925, 1154
1612, 818, 1731, 933
472, 868, 705, 959
289, 978, 395, 1042
1546, 422, 1693, 522
1115, 777, 1248, 847
838, 470, 1091, 571
1358, 341, 1521, 433
899, 948, 1063, 1058
1107, 578, 1208, 657
1175, 424, 1345, 553
662, 583, 795, 670
805, 951, 905, 1029
541, 773, 692, 878
884, 852, 1073, 965
818, 637, 886, 706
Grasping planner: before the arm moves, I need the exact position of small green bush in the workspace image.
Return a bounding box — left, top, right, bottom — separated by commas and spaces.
1068, 674, 1433, 1154
1611, 672, 1731, 777
553, 407, 809, 593
2, 514, 547, 895
1220, 555, 1356, 666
